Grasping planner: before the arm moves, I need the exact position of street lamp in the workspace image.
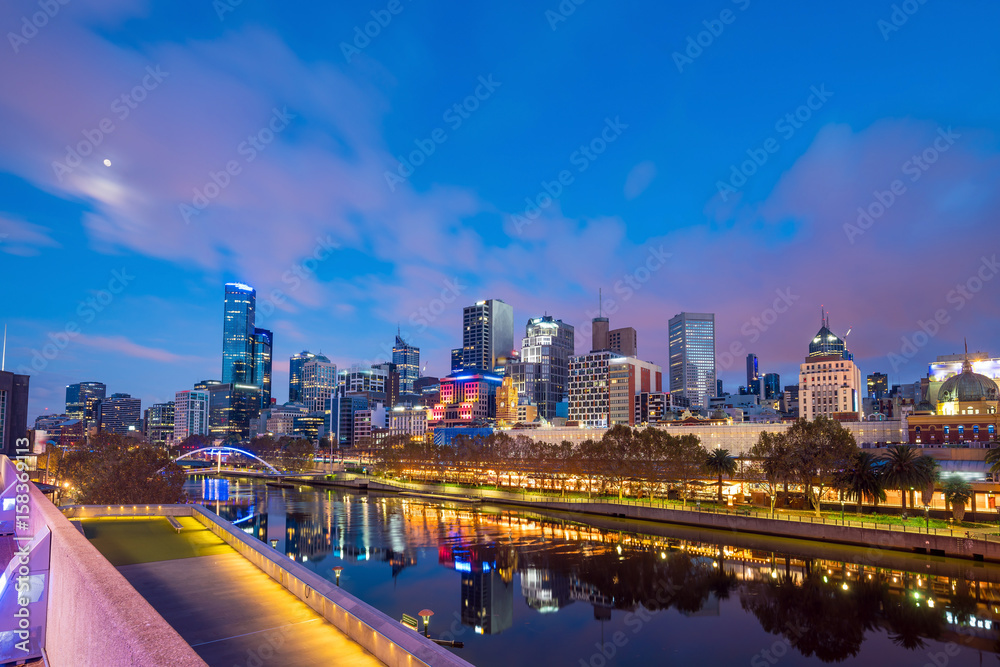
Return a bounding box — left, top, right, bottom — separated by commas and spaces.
924, 504, 930, 532
332, 566, 343, 587
840, 499, 845, 523
419, 609, 434, 637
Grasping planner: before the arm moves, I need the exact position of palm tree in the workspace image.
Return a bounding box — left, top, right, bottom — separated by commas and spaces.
838, 451, 886, 515
984, 443, 1000, 475
704, 448, 738, 504
942, 476, 973, 523
881, 445, 921, 513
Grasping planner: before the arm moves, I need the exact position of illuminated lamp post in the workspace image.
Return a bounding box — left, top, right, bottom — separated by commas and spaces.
419, 609, 434, 637
333, 566, 343, 587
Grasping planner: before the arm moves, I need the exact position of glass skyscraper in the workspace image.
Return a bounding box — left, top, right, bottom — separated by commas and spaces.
745, 353, 760, 395
668, 312, 716, 409
462, 299, 514, 373
65, 381, 106, 427
508, 316, 575, 420
222, 283, 256, 385
392, 334, 420, 395
252, 327, 273, 408
289, 351, 329, 403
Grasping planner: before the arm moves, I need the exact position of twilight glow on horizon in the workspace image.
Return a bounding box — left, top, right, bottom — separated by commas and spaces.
1, 0, 999, 420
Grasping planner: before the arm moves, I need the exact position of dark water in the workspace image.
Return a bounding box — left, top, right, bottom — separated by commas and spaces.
187, 476, 1000, 666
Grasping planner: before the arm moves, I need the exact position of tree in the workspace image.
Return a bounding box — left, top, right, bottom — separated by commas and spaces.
704, 448, 737, 504
786, 417, 858, 516
599, 425, 637, 499
837, 451, 886, 515
62, 432, 186, 505
284, 438, 316, 471
748, 431, 793, 514
985, 444, 1000, 476
881, 445, 926, 513
942, 476, 972, 523
665, 433, 707, 507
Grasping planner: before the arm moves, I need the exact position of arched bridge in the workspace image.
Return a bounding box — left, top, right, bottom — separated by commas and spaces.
174, 446, 282, 475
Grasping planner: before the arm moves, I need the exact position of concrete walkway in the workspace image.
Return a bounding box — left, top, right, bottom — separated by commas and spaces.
85, 517, 384, 667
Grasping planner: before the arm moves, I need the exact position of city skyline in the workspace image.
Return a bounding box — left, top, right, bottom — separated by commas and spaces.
12, 279, 998, 422
2, 2, 999, 421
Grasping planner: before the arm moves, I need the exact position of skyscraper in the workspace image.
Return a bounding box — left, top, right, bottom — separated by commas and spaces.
507, 316, 575, 420
174, 389, 210, 443
220, 283, 269, 435
746, 353, 760, 395
65, 381, 106, 427
97, 393, 142, 435
392, 334, 420, 395
222, 283, 256, 385
252, 327, 272, 408
144, 402, 175, 445
763, 373, 781, 400
301, 357, 338, 412
0, 370, 29, 458
668, 312, 716, 409
289, 351, 328, 403
799, 313, 862, 421
462, 299, 514, 373
867, 372, 888, 399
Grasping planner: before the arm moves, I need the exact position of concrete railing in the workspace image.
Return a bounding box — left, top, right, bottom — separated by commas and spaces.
63, 503, 473, 667
16, 476, 206, 666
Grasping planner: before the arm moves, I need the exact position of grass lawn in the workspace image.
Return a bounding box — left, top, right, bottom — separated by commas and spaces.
83, 516, 232, 566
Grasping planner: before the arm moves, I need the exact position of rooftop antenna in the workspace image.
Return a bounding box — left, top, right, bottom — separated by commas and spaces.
599, 289, 603, 318
1, 324, 5, 371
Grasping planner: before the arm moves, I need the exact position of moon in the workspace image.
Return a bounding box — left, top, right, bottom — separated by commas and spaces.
103, 159, 111, 167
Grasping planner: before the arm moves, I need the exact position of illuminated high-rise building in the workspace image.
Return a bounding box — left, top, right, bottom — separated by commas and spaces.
668, 312, 716, 409
174, 389, 210, 442
97, 393, 141, 435
867, 372, 888, 399
507, 316, 575, 420
222, 283, 256, 385
799, 313, 862, 421
746, 353, 760, 395
65, 381, 106, 428
392, 334, 420, 395
301, 357, 338, 413
252, 328, 272, 408
462, 299, 514, 373
290, 351, 328, 403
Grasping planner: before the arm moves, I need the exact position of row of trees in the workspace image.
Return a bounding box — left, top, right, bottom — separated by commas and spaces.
749, 421, 977, 520
375, 425, 714, 504
374, 416, 979, 520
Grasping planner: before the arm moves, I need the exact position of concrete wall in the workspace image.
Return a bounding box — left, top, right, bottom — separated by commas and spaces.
31, 486, 206, 667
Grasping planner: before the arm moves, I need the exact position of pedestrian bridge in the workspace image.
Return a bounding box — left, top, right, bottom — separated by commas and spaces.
0, 455, 470, 667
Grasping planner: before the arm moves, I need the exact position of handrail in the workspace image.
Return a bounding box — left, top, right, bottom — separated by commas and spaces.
367, 476, 982, 539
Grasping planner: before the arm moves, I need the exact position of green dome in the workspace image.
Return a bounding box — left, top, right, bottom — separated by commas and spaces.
937, 358, 999, 403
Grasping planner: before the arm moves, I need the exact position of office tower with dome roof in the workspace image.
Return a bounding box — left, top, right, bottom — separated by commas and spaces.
798, 311, 863, 421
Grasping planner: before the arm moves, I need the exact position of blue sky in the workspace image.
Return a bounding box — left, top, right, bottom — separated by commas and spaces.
2, 0, 999, 420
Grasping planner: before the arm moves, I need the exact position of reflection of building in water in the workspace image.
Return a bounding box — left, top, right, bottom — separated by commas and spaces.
521, 569, 573, 613
439, 542, 514, 635
461, 566, 513, 635
570, 576, 615, 610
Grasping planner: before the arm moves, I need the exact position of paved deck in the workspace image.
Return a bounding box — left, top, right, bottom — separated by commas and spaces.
83, 517, 384, 667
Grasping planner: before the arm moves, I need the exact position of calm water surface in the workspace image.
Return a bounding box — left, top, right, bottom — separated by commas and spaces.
186, 476, 1000, 666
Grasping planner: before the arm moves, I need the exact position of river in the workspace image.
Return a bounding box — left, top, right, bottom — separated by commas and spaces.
186, 475, 999, 666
